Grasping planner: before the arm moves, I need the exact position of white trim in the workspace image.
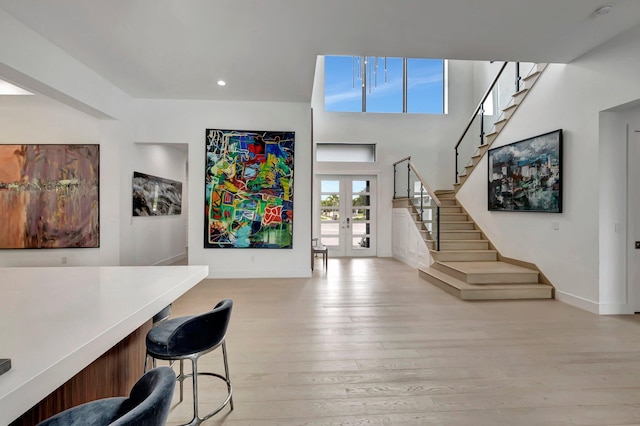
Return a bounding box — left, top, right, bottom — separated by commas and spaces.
599, 303, 633, 315
152, 251, 187, 266
208, 267, 311, 279
555, 290, 599, 314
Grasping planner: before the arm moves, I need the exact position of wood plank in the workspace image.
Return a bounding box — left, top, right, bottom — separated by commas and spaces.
163, 258, 640, 425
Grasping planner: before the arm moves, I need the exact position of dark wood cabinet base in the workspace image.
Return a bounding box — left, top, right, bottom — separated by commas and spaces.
10, 320, 152, 426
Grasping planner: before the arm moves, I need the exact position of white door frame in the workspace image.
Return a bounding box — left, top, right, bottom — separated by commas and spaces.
628, 129, 640, 312
316, 174, 377, 257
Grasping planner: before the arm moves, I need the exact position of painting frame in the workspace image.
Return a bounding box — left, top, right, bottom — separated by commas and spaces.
132, 171, 183, 216
204, 128, 295, 249
0, 143, 100, 249
488, 129, 563, 213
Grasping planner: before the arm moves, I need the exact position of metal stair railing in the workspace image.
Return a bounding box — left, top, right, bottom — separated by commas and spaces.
393, 156, 441, 251
454, 61, 537, 184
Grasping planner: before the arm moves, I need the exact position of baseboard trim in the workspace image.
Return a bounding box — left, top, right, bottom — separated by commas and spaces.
153, 252, 187, 266
598, 303, 633, 315
208, 268, 312, 278
555, 290, 598, 314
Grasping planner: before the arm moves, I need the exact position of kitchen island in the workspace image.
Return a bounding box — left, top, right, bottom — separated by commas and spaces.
0, 265, 208, 425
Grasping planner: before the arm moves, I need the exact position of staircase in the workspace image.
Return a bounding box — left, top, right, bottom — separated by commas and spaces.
454, 63, 548, 191
393, 62, 554, 301
414, 190, 553, 300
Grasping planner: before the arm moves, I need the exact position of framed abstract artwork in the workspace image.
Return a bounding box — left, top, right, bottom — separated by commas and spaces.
132, 171, 182, 216
204, 129, 294, 248
488, 129, 563, 213
0, 144, 100, 248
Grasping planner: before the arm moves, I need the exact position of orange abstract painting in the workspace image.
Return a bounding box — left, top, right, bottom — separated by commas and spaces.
0, 144, 99, 248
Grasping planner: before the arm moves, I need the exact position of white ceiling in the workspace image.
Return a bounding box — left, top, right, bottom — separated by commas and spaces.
2, 0, 640, 103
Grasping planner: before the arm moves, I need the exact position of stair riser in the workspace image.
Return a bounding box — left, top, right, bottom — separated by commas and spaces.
440, 206, 462, 214
440, 223, 475, 230
432, 263, 538, 284
430, 241, 489, 250
440, 213, 468, 221
494, 120, 507, 132
467, 272, 539, 284
418, 269, 552, 300
434, 192, 455, 200
418, 270, 461, 298
461, 287, 553, 300
431, 251, 498, 262
440, 232, 482, 240
392, 199, 411, 208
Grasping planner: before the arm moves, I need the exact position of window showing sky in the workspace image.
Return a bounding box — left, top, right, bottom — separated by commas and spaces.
366, 57, 403, 113
324, 56, 362, 112
407, 58, 444, 114
324, 56, 444, 114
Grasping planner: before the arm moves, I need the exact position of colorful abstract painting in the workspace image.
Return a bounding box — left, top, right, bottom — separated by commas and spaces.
205, 129, 294, 248
132, 172, 182, 216
0, 144, 100, 248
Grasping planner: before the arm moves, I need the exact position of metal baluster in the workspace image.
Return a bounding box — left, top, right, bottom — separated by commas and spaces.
406, 164, 410, 199
480, 103, 485, 146
393, 164, 397, 198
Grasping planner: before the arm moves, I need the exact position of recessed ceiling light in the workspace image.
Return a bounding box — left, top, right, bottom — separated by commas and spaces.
594, 4, 614, 16
0, 79, 33, 95
217, 80, 226, 86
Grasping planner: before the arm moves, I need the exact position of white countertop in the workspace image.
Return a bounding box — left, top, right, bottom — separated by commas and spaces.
0, 265, 208, 425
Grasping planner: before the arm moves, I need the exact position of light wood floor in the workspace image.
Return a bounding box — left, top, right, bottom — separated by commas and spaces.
165, 257, 640, 426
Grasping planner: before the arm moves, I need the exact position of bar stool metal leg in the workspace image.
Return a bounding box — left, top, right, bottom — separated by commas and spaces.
222, 340, 234, 410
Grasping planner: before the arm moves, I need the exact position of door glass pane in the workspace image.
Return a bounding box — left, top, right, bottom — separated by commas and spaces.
352, 180, 370, 193
322, 236, 339, 246
352, 207, 369, 222
353, 236, 370, 249
320, 180, 341, 248
322, 208, 339, 220
352, 221, 368, 235
321, 180, 340, 193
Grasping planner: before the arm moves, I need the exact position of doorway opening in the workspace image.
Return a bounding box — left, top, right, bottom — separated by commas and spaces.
317, 175, 377, 257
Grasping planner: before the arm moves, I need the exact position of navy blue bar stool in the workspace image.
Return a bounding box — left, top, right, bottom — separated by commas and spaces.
144, 299, 233, 426
37, 366, 176, 426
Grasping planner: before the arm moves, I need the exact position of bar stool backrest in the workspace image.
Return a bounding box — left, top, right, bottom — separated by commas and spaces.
167, 299, 233, 355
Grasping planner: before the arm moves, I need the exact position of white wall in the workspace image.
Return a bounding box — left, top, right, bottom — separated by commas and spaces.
119, 143, 188, 266
392, 208, 430, 269
129, 99, 312, 278
599, 104, 640, 313
457, 25, 640, 314
311, 57, 479, 257
0, 94, 121, 266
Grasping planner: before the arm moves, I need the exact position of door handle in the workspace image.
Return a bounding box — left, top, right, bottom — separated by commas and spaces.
346, 218, 350, 229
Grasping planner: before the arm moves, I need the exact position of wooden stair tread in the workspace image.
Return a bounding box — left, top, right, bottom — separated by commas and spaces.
434, 249, 497, 254
421, 267, 549, 290
440, 221, 475, 225
437, 261, 537, 274
419, 267, 553, 300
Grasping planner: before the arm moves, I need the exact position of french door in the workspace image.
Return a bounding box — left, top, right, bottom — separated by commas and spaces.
317, 175, 376, 257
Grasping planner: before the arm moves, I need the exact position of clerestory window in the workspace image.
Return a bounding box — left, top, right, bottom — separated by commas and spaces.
324, 56, 446, 114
